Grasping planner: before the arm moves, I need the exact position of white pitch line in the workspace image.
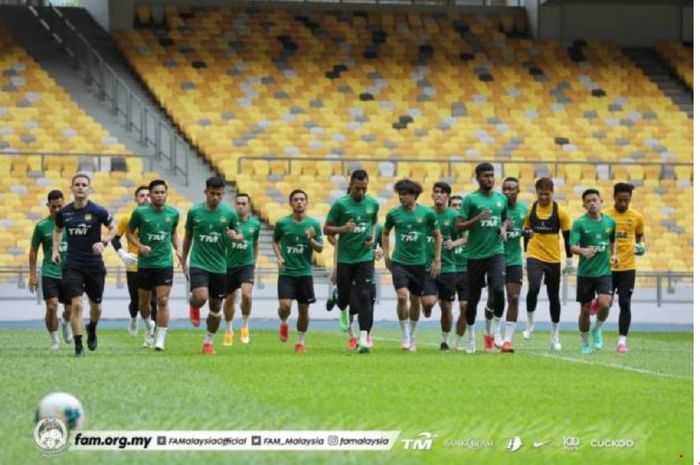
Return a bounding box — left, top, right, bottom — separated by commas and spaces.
371, 336, 692, 381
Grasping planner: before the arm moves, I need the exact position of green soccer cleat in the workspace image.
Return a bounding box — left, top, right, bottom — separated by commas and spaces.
338, 309, 350, 332
592, 329, 603, 351
581, 344, 593, 355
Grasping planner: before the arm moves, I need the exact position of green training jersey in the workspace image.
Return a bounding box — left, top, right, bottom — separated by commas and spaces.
570, 214, 617, 278
31, 217, 66, 279
325, 194, 379, 264
426, 207, 459, 273
185, 202, 238, 274
384, 204, 437, 266
504, 201, 528, 267
453, 232, 469, 272
458, 190, 508, 260
129, 204, 180, 269
227, 215, 261, 268
274, 215, 323, 277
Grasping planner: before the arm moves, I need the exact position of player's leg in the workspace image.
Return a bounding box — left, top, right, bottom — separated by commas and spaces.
137, 268, 156, 348
45, 297, 60, 349
524, 258, 545, 339
84, 270, 105, 352
544, 263, 562, 350
485, 255, 506, 350
391, 263, 412, 349
60, 286, 73, 344
189, 268, 210, 327
407, 266, 425, 352
239, 281, 253, 344
202, 272, 227, 354
150, 289, 157, 324
153, 276, 173, 351
614, 270, 634, 352
62, 269, 85, 356
126, 271, 139, 336
502, 266, 523, 352
222, 268, 238, 346
436, 273, 456, 351
421, 274, 437, 319
358, 281, 376, 352
453, 273, 468, 350
277, 275, 295, 343
294, 276, 315, 352
591, 276, 613, 351
465, 259, 485, 354
577, 277, 595, 354
335, 263, 354, 332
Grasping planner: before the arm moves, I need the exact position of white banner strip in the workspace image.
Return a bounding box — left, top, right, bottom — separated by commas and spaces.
71, 430, 401, 451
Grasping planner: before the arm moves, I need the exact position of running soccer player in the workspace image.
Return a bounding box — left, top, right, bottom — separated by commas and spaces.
522, 177, 574, 351
323, 170, 379, 352
272, 189, 323, 353
449, 195, 470, 351
382, 179, 441, 352
455, 163, 509, 354
182, 176, 241, 354
126, 179, 181, 351
29, 190, 72, 349
223, 193, 260, 346
52, 173, 116, 357
570, 188, 618, 354
603, 182, 645, 353
421, 182, 465, 351
112, 185, 153, 335
492, 177, 528, 353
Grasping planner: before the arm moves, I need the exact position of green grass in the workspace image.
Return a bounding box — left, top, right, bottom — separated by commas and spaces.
0, 327, 692, 465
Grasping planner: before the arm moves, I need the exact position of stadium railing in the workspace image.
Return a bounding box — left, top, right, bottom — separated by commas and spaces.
27, 4, 191, 185
1, 151, 156, 173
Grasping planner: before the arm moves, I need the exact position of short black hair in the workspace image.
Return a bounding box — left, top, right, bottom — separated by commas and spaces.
205, 176, 225, 189
433, 181, 451, 195
289, 189, 308, 201
350, 169, 369, 182
236, 192, 251, 202
613, 182, 634, 196
581, 188, 601, 200
47, 190, 63, 202
134, 185, 149, 196
535, 177, 554, 192
475, 163, 494, 176
503, 177, 519, 185
394, 179, 422, 197
449, 195, 463, 203
148, 179, 168, 191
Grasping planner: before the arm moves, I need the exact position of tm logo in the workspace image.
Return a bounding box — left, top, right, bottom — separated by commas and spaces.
198, 232, 221, 244
400, 231, 420, 242
402, 432, 436, 450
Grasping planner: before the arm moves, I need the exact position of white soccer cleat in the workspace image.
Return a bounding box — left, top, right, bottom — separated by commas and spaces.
401, 335, 411, 351
61, 321, 73, 344
128, 317, 138, 336
154, 331, 166, 351
551, 336, 562, 352
493, 331, 504, 348
50, 340, 60, 350
144, 332, 154, 349
523, 322, 535, 340
409, 335, 417, 353
465, 338, 476, 354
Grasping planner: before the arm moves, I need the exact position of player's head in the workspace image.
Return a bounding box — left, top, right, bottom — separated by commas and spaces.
449, 195, 462, 211
432, 181, 451, 207
348, 170, 369, 201
581, 188, 602, 215
134, 185, 150, 206
394, 179, 422, 207
474, 163, 495, 191
70, 173, 91, 201
204, 176, 226, 208
235, 193, 251, 216
46, 190, 64, 218
289, 189, 308, 214
148, 179, 168, 208
535, 177, 554, 206
613, 182, 634, 213
502, 177, 520, 204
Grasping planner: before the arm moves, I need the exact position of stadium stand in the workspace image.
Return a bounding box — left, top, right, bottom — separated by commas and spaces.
656, 41, 693, 90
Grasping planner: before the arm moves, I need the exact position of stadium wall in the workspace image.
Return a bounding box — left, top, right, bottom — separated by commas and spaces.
80, 0, 110, 31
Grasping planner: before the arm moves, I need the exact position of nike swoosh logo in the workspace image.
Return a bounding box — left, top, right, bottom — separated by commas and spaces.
532, 441, 549, 448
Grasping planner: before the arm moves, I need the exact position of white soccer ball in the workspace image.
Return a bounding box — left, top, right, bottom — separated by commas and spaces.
35, 392, 84, 431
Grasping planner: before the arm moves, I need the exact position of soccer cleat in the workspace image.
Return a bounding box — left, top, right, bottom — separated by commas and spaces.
523, 322, 534, 340
86, 325, 97, 351
74, 346, 84, 357
465, 339, 476, 354
357, 343, 370, 354
223, 330, 234, 347
338, 309, 350, 332
50, 340, 60, 350
279, 324, 289, 342
240, 326, 250, 344
589, 298, 599, 316
483, 335, 494, 353
348, 337, 358, 350
128, 317, 138, 336
400, 336, 411, 351
592, 329, 603, 351
154, 338, 165, 352
143, 332, 154, 349
189, 306, 201, 327
294, 342, 306, 353
501, 341, 514, 353
202, 342, 216, 354
325, 287, 337, 312
409, 336, 417, 353
551, 336, 562, 352
616, 342, 628, 353
493, 331, 504, 348
440, 342, 450, 351
581, 344, 593, 355
61, 321, 73, 344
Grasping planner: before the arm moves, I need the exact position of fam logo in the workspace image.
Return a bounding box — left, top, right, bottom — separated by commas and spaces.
33, 417, 69, 456
402, 432, 436, 450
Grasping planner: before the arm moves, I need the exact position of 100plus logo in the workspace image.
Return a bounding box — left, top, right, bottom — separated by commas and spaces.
402, 432, 436, 450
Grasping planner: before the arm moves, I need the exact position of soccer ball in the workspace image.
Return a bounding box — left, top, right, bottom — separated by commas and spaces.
35, 392, 84, 431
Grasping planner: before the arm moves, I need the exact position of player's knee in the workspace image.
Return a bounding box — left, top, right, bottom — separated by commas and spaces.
157, 295, 168, 309
598, 294, 612, 309
507, 294, 519, 307
396, 288, 409, 303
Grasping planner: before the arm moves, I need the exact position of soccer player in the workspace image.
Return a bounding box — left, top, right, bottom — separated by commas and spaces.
29, 190, 72, 349
421, 182, 465, 351
182, 176, 241, 354
455, 163, 508, 354
570, 189, 618, 354
272, 189, 323, 353
382, 179, 441, 352
522, 177, 574, 351
491, 177, 528, 353
449, 195, 470, 351
126, 179, 181, 351
603, 182, 645, 353
112, 185, 153, 335
223, 193, 260, 346
52, 173, 116, 357
323, 170, 379, 352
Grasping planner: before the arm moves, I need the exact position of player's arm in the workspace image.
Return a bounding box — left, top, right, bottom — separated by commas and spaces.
171, 223, 183, 267
382, 219, 392, 269
28, 244, 39, 293
307, 224, 323, 253
272, 222, 285, 269
455, 198, 489, 233
51, 223, 63, 264
126, 211, 150, 256
323, 203, 354, 236
569, 222, 594, 259
430, 226, 442, 278
634, 216, 646, 256
328, 233, 338, 284
610, 223, 619, 267
559, 207, 575, 272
